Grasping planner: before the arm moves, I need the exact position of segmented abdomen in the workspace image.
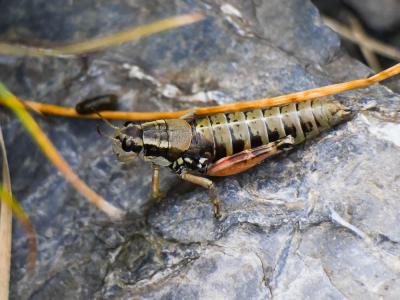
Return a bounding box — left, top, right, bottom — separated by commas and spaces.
193, 99, 331, 161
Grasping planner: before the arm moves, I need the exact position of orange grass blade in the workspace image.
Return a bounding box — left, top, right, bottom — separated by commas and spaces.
7, 63, 400, 121
0, 83, 124, 220
0, 13, 204, 57
22, 100, 189, 120
194, 63, 400, 115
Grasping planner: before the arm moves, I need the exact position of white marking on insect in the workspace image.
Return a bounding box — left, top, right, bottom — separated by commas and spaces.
199, 158, 208, 164
184, 157, 193, 164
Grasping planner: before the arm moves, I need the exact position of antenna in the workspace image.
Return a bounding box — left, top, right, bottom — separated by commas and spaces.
96, 112, 120, 130
95, 112, 122, 141
96, 125, 122, 142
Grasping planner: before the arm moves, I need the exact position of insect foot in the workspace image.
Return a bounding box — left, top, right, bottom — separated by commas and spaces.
180, 172, 221, 219
208, 182, 221, 219
150, 190, 166, 200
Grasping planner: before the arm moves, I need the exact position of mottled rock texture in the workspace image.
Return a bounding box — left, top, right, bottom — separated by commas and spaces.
0, 0, 399, 299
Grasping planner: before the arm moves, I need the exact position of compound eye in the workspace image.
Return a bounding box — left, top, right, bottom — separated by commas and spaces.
124, 125, 142, 138
124, 121, 136, 127
112, 139, 138, 163
115, 133, 126, 142
121, 138, 132, 152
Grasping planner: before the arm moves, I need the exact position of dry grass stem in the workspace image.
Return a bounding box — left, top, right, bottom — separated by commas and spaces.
0, 128, 12, 300
348, 15, 382, 72
0, 83, 124, 220
323, 16, 400, 62
0, 13, 204, 57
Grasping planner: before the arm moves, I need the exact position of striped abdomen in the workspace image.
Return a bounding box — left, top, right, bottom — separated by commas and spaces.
192, 99, 352, 162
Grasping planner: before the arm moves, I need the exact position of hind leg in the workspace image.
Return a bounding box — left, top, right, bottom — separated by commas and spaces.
207, 136, 294, 176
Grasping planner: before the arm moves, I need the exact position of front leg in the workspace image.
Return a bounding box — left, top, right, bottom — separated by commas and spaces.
151, 164, 164, 199
180, 172, 221, 219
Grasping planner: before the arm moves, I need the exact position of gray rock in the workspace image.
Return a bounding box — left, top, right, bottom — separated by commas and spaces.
0, 0, 399, 299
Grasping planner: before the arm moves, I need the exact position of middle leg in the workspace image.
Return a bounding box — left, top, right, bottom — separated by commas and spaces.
180, 172, 221, 219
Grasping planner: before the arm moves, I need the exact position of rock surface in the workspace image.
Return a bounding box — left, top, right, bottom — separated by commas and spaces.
0, 0, 400, 299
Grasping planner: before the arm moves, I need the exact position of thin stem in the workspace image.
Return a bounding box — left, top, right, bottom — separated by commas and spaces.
2, 63, 400, 120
